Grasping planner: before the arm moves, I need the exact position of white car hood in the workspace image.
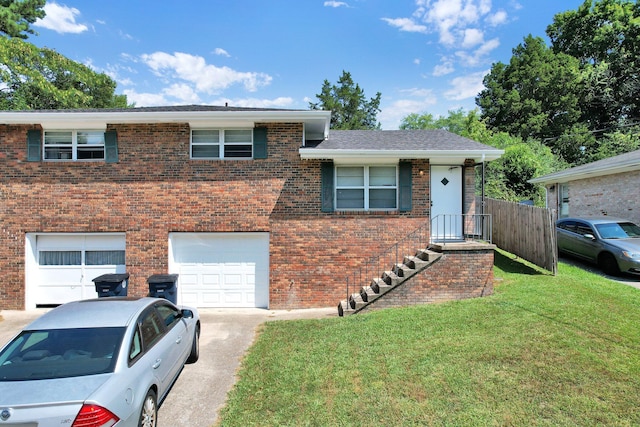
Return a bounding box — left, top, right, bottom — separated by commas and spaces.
0, 374, 110, 406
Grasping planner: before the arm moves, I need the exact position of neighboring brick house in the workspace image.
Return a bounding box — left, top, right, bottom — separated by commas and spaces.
0, 106, 503, 310
530, 149, 640, 224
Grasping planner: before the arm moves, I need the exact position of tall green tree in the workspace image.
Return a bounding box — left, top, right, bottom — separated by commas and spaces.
547, 0, 640, 125
0, 37, 129, 109
309, 70, 381, 129
476, 35, 583, 153
0, 0, 45, 39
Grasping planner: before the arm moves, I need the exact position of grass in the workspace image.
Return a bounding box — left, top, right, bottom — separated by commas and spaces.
217, 250, 640, 426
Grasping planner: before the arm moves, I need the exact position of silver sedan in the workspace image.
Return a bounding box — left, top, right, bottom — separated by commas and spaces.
0, 297, 200, 427
557, 216, 640, 276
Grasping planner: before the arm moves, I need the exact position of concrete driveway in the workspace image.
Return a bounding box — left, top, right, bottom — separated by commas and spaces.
0, 306, 336, 426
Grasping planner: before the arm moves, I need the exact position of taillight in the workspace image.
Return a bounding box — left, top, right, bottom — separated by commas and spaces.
72, 404, 119, 427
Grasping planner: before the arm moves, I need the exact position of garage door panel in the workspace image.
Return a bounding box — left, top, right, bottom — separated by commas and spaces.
32, 234, 125, 306
170, 233, 268, 308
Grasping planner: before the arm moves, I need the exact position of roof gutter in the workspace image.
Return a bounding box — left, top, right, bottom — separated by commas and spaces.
299, 148, 504, 163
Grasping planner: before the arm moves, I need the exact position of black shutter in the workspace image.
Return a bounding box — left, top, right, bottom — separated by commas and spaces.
253, 127, 268, 159
321, 162, 334, 213
27, 129, 42, 162
104, 131, 118, 163
398, 161, 412, 212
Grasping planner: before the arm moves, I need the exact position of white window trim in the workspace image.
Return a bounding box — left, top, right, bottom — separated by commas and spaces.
190, 128, 253, 160
43, 130, 105, 162
335, 165, 398, 211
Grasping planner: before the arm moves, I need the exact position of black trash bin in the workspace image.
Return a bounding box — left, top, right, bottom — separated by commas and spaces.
147, 274, 179, 304
92, 273, 129, 298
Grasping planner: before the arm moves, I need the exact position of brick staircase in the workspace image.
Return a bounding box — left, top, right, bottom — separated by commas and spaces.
337, 247, 442, 316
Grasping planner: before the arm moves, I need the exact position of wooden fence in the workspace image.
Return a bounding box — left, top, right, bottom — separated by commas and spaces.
481, 198, 558, 274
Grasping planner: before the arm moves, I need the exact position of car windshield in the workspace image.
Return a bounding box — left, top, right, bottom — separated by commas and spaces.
595, 222, 640, 239
0, 327, 125, 381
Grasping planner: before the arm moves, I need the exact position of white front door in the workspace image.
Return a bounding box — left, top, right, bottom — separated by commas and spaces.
431, 165, 463, 240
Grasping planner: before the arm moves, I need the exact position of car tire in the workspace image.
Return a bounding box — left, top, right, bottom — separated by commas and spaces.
186, 324, 200, 364
139, 389, 157, 427
599, 253, 620, 276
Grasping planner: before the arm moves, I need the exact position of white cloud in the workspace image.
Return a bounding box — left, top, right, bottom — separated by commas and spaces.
455, 37, 499, 66
443, 70, 488, 101
433, 58, 455, 76
324, 1, 349, 7
487, 10, 508, 26
378, 89, 438, 129
217, 97, 295, 108
381, 17, 427, 33
123, 90, 170, 107
461, 28, 484, 49
214, 48, 230, 57
35, 2, 88, 34
139, 51, 272, 94
412, 0, 507, 48
164, 83, 201, 103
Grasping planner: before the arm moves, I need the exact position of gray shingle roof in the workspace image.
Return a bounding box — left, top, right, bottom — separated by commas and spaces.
316, 129, 497, 151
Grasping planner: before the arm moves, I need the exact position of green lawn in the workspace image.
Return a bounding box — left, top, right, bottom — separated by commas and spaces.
217, 250, 640, 426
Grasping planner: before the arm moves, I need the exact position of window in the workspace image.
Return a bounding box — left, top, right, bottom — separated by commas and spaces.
336, 166, 397, 210
44, 131, 105, 161
155, 303, 181, 329
38, 250, 125, 266
191, 129, 253, 159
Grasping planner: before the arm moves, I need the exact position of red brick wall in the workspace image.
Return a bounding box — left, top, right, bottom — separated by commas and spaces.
0, 120, 482, 310
563, 172, 640, 225
358, 246, 495, 312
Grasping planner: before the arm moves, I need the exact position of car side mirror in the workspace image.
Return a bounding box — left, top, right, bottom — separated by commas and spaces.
583, 233, 596, 240
181, 309, 194, 319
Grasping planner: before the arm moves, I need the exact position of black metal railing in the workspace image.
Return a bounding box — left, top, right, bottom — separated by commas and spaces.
430, 214, 492, 243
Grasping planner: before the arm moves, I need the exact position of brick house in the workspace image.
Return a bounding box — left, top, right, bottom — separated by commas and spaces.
0, 106, 503, 311
530, 149, 640, 224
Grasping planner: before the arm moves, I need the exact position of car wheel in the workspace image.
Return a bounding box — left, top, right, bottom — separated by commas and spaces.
186, 324, 200, 364
139, 389, 157, 427
599, 253, 620, 276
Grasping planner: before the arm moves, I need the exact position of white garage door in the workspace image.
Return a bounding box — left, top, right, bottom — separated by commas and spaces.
29, 234, 126, 306
169, 233, 269, 308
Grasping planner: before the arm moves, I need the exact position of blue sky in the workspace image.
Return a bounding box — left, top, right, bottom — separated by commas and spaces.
31, 0, 585, 129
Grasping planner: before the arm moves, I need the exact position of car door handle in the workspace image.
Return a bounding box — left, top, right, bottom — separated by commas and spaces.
152, 359, 162, 369
176, 336, 182, 344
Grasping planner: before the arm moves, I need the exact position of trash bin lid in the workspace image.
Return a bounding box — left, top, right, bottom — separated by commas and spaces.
92, 273, 130, 283
147, 274, 179, 284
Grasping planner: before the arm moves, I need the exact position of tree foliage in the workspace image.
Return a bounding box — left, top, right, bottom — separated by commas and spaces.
309, 70, 381, 129
0, 0, 45, 39
399, 109, 567, 205
477, 0, 640, 165
0, 36, 129, 109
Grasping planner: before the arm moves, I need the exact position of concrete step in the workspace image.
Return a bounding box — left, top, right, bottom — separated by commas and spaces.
370, 277, 392, 294
416, 249, 442, 262
382, 270, 402, 286
360, 286, 381, 303
338, 300, 355, 316
404, 255, 430, 270
393, 263, 414, 278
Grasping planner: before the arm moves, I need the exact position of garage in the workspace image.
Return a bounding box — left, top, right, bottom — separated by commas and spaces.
26, 234, 126, 308
169, 233, 269, 308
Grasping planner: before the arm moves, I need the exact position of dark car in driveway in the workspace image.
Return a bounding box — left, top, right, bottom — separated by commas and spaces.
557, 217, 640, 276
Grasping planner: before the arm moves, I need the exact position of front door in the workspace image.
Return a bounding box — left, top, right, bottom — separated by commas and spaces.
430, 165, 463, 240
